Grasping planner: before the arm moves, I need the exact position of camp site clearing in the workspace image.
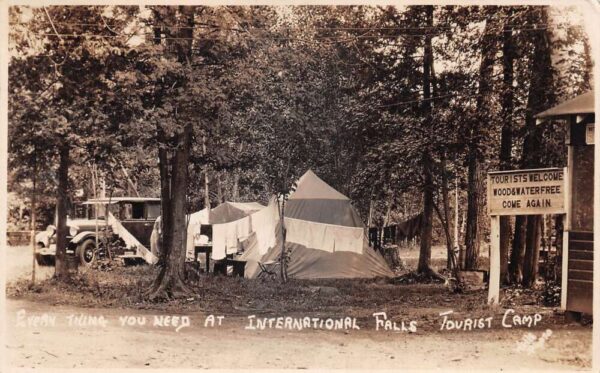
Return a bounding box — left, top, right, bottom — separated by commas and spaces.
5, 244, 592, 370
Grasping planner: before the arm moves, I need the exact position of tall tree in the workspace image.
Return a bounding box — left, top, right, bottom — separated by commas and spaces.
498, 8, 516, 284
464, 10, 498, 270
417, 5, 437, 276
520, 7, 555, 288
145, 6, 196, 298
9, 6, 133, 278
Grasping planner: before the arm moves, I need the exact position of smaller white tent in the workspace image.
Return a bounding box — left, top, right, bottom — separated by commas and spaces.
191, 201, 263, 259
212, 199, 278, 260
185, 207, 211, 257
209, 202, 264, 224
150, 202, 264, 260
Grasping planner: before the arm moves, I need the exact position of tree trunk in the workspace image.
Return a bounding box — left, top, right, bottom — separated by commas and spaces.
440, 155, 455, 269
499, 14, 515, 284
464, 149, 480, 270
54, 145, 71, 279
158, 145, 172, 265
30, 159, 37, 284
91, 164, 99, 257
104, 188, 115, 260
368, 198, 374, 227
148, 6, 196, 300
464, 16, 496, 270
384, 192, 393, 226
417, 6, 438, 278
433, 201, 454, 269
217, 173, 224, 204
554, 215, 564, 284
149, 122, 194, 300
499, 217, 512, 283
232, 173, 239, 202
517, 7, 554, 288
522, 215, 542, 287
454, 181, 460, 265
509, 215, 526, 283
118, 159, 139, 197
418, 153, 435, 274
457, 208, 467, 268
202, 135, 211, 209
152, 9, 173, 266
232, 143, 243, 202
278, 197, 288, 282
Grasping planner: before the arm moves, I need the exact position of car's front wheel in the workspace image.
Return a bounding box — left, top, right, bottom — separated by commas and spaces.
76, 239, 96, 267
35, 253, 50, 266
35, 243, 53, 266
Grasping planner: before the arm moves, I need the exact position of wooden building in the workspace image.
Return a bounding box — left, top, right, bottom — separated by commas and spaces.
536, 90, 594, 316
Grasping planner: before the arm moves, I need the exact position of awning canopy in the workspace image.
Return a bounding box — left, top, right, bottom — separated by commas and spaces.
535, 91, 594, 119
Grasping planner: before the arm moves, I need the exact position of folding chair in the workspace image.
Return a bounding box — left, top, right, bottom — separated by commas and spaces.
257, 260, 279, 279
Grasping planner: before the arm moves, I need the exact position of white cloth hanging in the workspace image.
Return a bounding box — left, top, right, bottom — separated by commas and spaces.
285, 217, 364, 254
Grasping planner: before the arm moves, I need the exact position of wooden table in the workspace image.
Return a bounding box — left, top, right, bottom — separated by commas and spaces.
194, 245, 212, 273
227, 259, 247, 277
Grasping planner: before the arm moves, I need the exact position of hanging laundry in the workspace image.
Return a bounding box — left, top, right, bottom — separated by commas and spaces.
384, 213, 424, 244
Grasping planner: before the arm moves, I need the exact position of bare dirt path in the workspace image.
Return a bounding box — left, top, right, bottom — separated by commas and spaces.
5, 299, 591, 370
6, 246, 54, 283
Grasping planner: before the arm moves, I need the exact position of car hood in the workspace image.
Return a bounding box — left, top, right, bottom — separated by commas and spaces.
67, 218, 105, 230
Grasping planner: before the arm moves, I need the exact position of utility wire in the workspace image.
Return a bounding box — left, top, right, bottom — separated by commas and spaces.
14, 15, 582, 45
23, 25, 554, 41
9, 20, 578, 30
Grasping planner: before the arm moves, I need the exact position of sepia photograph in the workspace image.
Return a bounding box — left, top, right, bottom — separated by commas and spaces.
2, 1, 598, 371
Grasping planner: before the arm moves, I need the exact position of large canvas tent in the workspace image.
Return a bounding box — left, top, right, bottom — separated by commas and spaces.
284, 170, 363, 227
227, 170, 394, 279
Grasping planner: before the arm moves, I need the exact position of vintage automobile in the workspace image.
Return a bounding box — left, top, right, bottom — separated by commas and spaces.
35, 197, 161, 266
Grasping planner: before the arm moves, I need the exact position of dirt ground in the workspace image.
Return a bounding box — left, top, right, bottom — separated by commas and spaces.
5, 299, 591, 370
4, 245, 593, 370
5, 245, 55, 284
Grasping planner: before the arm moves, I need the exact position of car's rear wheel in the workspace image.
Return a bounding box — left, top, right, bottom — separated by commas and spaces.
76, 239, 96, 267
123, 257, 137, 266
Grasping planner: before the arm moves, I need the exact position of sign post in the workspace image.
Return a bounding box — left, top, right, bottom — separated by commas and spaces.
488, 215, 500, 304
486, 167, 567, 305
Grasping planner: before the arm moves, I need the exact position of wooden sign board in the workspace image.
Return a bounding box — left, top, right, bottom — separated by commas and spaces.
487, 168, 566, 216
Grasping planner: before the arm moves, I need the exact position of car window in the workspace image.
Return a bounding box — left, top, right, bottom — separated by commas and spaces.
146, 203, 161, 220
131, 203, 144, 219
90, 206, 105, 219
120, 203, 133, 220
72, 204, 87, 219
